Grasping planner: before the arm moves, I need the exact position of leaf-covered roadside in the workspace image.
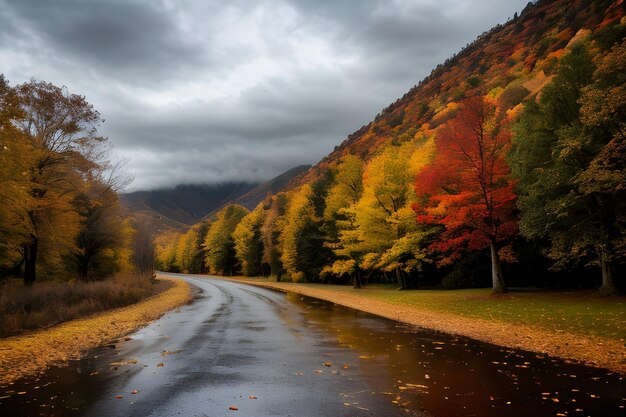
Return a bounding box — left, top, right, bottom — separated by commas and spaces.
226, 277, 626, 374
0, 277, 191, 385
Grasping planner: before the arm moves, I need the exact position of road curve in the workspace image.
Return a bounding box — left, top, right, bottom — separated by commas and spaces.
4, 275, 623, 417
80, 274, 401, 417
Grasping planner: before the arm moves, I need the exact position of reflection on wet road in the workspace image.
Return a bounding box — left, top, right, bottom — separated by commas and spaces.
1, 275, 624, 416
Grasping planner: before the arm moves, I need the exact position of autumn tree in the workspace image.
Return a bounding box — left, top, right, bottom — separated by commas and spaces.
322, 154, 364, 287
342, 141, 432, 289
132, 219, 155, 277
72, 182, 126, 280
154, 230, 180, 272
260, 193, 288, 280
11, 80, 109, 284
174, 227, 198, 273
233, 203, 265, 276
511, 42, 625, 294
204, 205, 248, 275
415, 96, 517, 294
0, 75, 31, 274
280, 185, 330, 282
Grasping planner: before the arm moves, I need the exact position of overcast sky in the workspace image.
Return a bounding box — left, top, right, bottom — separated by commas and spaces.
0, 0, 529, 190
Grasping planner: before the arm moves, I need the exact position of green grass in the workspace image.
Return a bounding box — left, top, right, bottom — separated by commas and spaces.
235, 276, 625, 342
337, 286, 625, 341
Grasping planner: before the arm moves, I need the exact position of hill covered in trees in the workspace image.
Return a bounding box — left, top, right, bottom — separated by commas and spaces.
156, 0, 625, 295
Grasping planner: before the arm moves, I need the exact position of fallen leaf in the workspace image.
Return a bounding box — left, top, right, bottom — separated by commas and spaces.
116, 395, 123, 399
324, 362, 332, 367
249, 395, 257, 399
156, 362, 164, 367
131, 390, 138, 395
161, 349, 184, 356
229, 406, 238, 411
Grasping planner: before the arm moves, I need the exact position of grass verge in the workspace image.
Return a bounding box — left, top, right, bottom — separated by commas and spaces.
0, 274, 159, 337
225, 277, 626, 374
0, 277, 192, 385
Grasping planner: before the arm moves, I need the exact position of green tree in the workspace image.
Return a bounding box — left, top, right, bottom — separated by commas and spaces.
510, 43, 624, 294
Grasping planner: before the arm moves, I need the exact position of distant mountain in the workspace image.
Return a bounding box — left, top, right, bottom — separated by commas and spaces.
121, 165, 311, 231
120, 182, 258, 230
230, 164, 311, 210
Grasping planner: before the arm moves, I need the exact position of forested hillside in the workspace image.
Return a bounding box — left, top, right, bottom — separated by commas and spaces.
156, 0, 625, 295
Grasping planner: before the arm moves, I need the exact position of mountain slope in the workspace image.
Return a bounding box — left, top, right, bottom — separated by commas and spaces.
120, 182, 258, 228
230, 164, 311, 210
293, 0, 625, 186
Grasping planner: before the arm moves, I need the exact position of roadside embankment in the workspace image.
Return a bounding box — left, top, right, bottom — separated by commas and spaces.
0, 277, 192, 385
225, 277, 626, 374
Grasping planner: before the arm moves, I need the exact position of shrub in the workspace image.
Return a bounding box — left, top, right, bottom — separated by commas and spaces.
0, 274, 155, 337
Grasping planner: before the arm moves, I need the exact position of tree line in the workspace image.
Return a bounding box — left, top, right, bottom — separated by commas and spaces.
0, 77, 153, 285
157, 40, 624, 295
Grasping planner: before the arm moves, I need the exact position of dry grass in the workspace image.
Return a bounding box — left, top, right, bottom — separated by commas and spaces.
0, 276, 192, 385
0, 274, 158, 337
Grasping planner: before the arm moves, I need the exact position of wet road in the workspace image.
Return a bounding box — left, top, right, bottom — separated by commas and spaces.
1, 274, 624, 416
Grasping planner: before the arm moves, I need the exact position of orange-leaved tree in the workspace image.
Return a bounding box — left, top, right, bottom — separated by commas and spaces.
413, 96, 517, 294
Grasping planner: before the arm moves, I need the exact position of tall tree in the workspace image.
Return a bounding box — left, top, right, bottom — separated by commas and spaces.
260, 193, 288, 280
204, 205, 248, 275
322, 154, 364, 287
13, 80, 107, 284
511, 42, 625, 294
280, 185, 329, 282
415, 96, 517, 294
73, 182, 125, 280
233, 203, 265, 276
0, 75, 31, 273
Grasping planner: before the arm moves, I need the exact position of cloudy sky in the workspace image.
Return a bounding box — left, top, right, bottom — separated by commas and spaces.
0, 0, 529, 190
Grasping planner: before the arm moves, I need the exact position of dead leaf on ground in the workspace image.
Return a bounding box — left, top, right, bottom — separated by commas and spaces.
156, 362, 164, 367
229, 406, 238, 410
109, 359, 138, 366
161, 349, 184, 356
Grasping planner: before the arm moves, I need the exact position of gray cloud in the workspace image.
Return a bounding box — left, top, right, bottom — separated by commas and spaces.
0, 0, 529, 190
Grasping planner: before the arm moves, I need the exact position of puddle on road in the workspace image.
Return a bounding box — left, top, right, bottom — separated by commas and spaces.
0, 290, 624, 417
286, 293, 625, 417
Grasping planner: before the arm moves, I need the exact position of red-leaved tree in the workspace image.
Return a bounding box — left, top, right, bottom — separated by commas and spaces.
413, 96, 517, 293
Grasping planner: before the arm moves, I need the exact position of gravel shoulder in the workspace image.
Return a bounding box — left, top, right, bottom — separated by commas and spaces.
0, 277, 192, 385
224, 277, 626, 375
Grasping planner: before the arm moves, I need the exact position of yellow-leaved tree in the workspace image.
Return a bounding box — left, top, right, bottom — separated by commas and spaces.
204, 205, 248, 275
353, 138, 435, 289
233, 203, 265, 276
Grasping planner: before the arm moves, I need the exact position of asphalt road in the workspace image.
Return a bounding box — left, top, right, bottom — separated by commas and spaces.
79, 275, 402, 417
3, 275, 624, 417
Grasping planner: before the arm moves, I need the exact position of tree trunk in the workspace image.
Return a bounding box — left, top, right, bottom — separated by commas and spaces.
598, 249, 619, 296
78, 255, 90, 281
395, 267, 406, 290
352, 270, 361, 289
23, 238, 38, 286
490, 243, 506, 294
